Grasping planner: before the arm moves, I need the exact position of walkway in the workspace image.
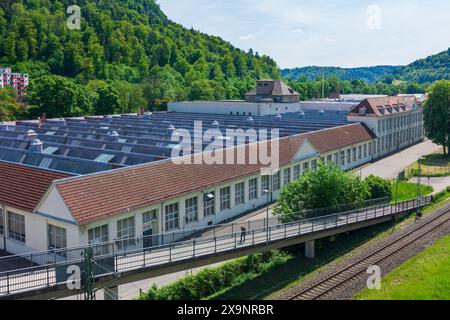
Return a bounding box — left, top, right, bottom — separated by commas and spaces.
0, 197, 431, 299
409, 176, 450, 195
359, 140, 441, 179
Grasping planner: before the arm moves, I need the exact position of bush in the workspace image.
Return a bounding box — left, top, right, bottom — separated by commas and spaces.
139, 250, 291, 300
364, 175, 392, 200
274, 163, 370, 222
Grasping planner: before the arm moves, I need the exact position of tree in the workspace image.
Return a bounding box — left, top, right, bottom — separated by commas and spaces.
364, 175, 391, 200
28, 75, 92, 118
273, 163, 370, 222
423, 80, 450, 155
92, 84, 121, 115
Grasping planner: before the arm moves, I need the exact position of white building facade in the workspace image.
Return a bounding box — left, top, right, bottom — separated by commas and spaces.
1, 124, 377, 255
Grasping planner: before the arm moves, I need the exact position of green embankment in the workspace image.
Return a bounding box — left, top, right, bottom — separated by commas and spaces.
356, 233, 450, 300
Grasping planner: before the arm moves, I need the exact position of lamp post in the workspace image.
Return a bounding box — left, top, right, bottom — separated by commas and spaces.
262, 189, 270, 244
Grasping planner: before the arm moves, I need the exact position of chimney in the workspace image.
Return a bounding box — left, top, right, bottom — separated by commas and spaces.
25, 129, 38, 141
108, 130, 120, 142
275, 113, 282, 121
144, 112, 152, 120
29, 139, 43, 153
211, 120, 220, 129
167, 124, 176, 138
58, 118, 66, 127
0, 121, 9, 131
246, 116, 254, 126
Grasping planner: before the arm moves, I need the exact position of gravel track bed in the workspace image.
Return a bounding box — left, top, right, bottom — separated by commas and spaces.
274, 203, 450, 300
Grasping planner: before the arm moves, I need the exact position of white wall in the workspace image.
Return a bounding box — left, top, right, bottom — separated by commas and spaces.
168, 101, 302, 116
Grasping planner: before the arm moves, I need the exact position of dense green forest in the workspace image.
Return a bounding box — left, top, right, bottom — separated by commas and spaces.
281, 66, 399, 83
390, 49, 450, 84
0, 0, 280, 118
286, 77, 427, 100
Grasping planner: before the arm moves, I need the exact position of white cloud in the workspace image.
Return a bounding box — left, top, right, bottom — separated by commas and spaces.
158, 0, 450, 68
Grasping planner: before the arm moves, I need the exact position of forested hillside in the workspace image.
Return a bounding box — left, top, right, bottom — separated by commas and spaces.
281, 66, 399, 83
390, 49, 450, 84
0, 0, 279, 118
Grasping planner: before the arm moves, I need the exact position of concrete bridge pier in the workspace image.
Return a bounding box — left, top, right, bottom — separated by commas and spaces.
104, 286, 119, 300
305, 240, 315, 259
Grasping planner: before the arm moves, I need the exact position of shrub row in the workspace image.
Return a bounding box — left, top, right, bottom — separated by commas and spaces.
139, 250, 291, 300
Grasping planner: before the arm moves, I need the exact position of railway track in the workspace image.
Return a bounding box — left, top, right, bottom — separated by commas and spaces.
288, 203, 450, 300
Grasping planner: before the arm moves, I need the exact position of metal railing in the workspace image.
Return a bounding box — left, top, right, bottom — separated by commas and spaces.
0, 196, 432, 297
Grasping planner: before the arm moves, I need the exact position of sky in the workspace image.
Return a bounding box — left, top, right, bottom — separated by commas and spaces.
156, 0, 450, 69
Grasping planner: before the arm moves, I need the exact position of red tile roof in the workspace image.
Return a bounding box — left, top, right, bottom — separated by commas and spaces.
55, 124, 375, 225
306, 123, 376, 153
349, 96, 419, 117
0, 162, 71, 212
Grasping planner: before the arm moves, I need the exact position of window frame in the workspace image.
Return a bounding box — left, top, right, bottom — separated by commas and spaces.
248, 178, 258, 200
117, 216, 136, 249
48, 224, 67, 251
234, 182, 245, 206
165, 203, 180, 232
185, 197, 198, 224
220, 187, 231, 211
203, 192, 216, 217
7, 211, 25, 243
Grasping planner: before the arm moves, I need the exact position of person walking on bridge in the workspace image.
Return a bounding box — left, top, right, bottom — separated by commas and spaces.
240, 226, 247, 243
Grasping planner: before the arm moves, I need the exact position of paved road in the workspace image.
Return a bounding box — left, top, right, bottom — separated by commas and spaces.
359, 140, 441, 179
409, 176, 450, 195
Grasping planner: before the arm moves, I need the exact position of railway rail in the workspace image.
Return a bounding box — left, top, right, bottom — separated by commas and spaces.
288, 203, 450, 300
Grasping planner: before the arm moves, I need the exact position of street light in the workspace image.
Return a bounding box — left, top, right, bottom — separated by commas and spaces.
262, 188, 270, 244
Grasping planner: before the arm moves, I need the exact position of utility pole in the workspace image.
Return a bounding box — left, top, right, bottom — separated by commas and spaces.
82, 247, 96, 300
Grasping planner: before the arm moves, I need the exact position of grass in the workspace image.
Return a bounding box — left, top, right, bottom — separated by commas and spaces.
356, 233, 450, 300
407, 152, 450, 178
213, 189, 450, 300
391, 181, 433, 203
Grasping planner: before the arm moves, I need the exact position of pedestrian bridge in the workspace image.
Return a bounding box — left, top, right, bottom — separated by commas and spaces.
0, 197, 432, 300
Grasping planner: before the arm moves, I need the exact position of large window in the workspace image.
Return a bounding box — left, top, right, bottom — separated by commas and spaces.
235, 182, 245, 206
0, 207, 4, 236
261, 175, 270, 193
88, 224, 109, 256
293, 165, 301, 180
88, 225, 108, 244
249, 178, 258, 200
272, 172, 281, 191
143, 209, 158, 224
185, 197, 198, 224
311, 160, 317, 170
303, 162, 309, 171
48, 224, 67, 251
220, 187, 231, 211
283, 168, 291, 185
165, 203, 179, 231
8, 212, 25, 243
117, 217, 135, 249
203, 192, 215, 217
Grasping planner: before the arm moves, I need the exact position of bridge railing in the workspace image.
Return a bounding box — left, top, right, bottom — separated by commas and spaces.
0, 196, 432, 297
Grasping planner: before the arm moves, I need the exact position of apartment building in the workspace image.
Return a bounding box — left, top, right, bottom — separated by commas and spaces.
0, 68, 29, 96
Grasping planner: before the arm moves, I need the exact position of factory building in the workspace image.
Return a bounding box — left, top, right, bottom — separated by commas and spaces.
0, 98, 424, 255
